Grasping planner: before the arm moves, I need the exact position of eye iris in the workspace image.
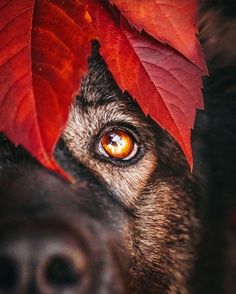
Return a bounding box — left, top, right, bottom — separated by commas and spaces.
101, 130, 134, 159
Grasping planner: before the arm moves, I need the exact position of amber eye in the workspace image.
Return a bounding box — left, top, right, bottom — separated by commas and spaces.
99, 129, 137, 160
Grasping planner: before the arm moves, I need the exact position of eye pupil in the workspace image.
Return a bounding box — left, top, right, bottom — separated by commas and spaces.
101, 130, 134, 159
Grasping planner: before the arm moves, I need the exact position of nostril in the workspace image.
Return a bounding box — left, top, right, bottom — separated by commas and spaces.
45, 256, 80, 287
0, 256, 19, 289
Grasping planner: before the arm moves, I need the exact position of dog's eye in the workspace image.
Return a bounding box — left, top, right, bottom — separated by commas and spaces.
98, 129, 138, 160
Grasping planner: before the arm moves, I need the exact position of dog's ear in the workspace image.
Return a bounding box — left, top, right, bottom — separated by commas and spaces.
199, 3, 236, 69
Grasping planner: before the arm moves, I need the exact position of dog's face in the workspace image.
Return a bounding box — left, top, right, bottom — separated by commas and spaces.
0, 41, 200, 294
61, 42, 201, 293
0, 2, 234, 293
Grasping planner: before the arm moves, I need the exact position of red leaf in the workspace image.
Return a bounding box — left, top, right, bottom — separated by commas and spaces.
0, 0, 206, 174
86, 1, 205, 168
0, 0, 95, 178
110, 0, 207, 72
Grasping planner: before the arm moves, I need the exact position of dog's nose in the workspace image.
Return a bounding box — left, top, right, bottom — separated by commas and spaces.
0, 255, 18, 290
0, 236, 87, 293
0, 167, 129, 293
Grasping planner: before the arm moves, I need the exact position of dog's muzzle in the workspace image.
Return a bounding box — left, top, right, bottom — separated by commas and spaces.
0, 166, 128, 294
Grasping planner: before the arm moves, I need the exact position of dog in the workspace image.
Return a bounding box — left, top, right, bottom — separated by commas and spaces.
0, 1, 235, 293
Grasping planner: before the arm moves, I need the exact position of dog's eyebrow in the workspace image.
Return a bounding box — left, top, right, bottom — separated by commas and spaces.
74, 88, 120, 112
74, 87, 121, 112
